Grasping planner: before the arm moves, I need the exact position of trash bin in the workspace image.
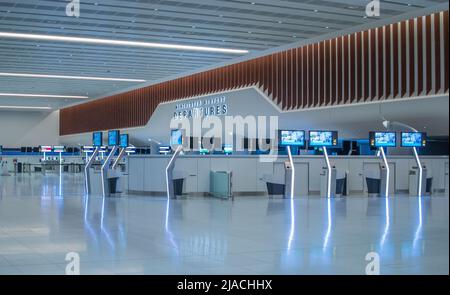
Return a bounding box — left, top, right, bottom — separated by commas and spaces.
426, 177, 433, 194
336, 178, 346, 195
173, 178, 184, 196
108, 177, 119, 194
266, 182, 285, 195
366, 177, 381, 195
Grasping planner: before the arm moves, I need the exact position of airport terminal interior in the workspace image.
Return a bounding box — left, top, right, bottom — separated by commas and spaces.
0, 0, 448, 275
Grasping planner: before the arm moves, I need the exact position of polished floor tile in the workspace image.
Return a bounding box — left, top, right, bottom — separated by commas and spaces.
0, 173, 448, 275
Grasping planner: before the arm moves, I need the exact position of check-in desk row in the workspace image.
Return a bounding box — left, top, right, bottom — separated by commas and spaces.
127, 155, 449, 196
0, 156, 85, 174
88, 163, 129, 195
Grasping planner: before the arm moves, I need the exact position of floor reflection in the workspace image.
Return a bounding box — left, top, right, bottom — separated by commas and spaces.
0, 174, 447, 274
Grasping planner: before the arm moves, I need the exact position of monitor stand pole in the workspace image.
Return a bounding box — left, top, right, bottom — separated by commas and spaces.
166, 145, 183, 199
101, 146, 118, 198
85, 147, 100, 195
379, 147, 390, 197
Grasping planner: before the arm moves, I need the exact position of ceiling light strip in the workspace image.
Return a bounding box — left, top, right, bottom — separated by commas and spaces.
0, 105, 52, 110
0, 32, 249, 54
0, 72, 146, 82
0, 93, 88, 99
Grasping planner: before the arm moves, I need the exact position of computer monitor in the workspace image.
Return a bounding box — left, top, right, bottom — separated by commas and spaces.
108, 130, 120, 146
53, 146, 66, 153
401, 132, 427, 148
369, 132, 397, 148
170, 129, 183, 146
308, 131, 338, 147
279, 130, 306, 148
119, 134, 129, 148
0, 145, 2, 154
93, 132, 103, 147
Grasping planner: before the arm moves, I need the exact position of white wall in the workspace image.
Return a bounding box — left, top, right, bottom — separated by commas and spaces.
59, 87, 449, 148
0, 110, 60, 147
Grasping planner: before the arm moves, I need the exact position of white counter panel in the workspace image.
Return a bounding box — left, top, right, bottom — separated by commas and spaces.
197, 158, 212, 193
128, 157, 144, 191
127, 155, 449, 196
145, 158, 168, 192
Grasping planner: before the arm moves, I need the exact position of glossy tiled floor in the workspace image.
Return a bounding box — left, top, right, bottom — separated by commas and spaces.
0, 173, 448, 275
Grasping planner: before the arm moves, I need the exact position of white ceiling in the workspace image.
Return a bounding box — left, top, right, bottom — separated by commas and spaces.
0, 0, 447, 109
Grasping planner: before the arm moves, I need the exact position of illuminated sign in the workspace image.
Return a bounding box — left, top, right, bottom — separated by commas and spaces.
39, 146, 52, 153
174, 96, 228, 119
53, 146, 66, 153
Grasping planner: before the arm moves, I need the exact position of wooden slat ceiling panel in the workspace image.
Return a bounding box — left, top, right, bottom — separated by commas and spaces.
60, 10, 449, 135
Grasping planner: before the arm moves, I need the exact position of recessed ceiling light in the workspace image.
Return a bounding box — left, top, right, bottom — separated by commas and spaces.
0, 72, 146, 82
0, 32, 249, 54
0, 93, 88, 99
314, 9, 319, 12
0, 105, 52, 110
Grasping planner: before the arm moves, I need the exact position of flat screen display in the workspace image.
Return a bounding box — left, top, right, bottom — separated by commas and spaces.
53, 146, 66, 153
39, 145, 52, 153
108, 130, 120, 146
170, 129, 183, 146
308, 131, 338, 147
370, 132, 397, 147
401, 132, 426, 147
93, 132, 103, 147
119, 134, 129, 148
279, 130, 305, 147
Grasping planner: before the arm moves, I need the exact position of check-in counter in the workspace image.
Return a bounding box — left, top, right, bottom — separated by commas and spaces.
127, 154, 449, 196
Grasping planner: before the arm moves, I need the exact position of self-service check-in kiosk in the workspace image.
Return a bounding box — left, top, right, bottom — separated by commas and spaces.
85, 132, 102, 195
280, 130, 302, 198
368, 132, 396, 197
262, 130, 302, 198
166, 129, 184, 199
100, 131, 131, 198
401, 132, 430, 196
309, 131, 338, 198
